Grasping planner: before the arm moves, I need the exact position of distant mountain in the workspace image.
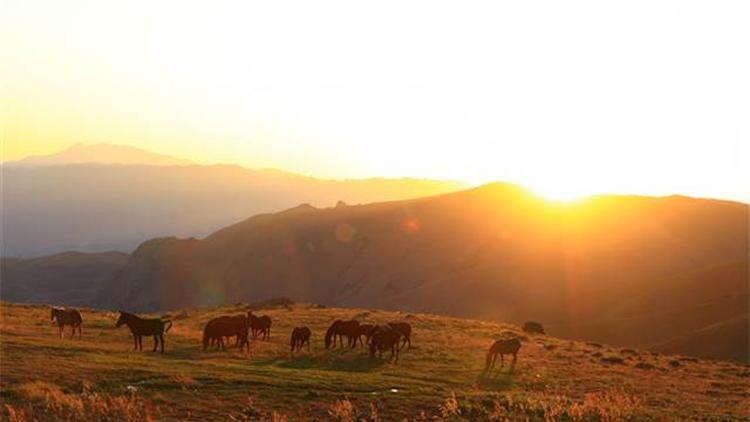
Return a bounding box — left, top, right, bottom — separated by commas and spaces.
97, 183, 749, 361
2, 160, 465, 256
0, 251, 128, 306
5, 143, 194, 166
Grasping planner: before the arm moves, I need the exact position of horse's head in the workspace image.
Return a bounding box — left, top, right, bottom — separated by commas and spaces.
115, 311, 128, 328
50, 307, 64, 321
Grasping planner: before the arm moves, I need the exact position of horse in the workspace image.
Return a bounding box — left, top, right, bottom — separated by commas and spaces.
388, 322, 412, 349
485, 338, 521, 372
247, 311, 272, 340
50, 307, 83, 339
356, 324, 377, 348
369, 326, 402, 363
290, 326, 311, 353
324, 320, 360, 349
115, 311, 172, 353
203, 315, 250, 352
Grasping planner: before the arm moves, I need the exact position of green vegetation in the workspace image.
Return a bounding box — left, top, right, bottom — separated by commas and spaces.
1, 301, 747, 420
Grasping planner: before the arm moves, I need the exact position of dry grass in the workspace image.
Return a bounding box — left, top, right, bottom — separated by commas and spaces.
1, 301, 748, 420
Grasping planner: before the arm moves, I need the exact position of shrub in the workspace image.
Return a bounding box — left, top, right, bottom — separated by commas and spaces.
601, 356, 625, 365
522, 321, 545, 334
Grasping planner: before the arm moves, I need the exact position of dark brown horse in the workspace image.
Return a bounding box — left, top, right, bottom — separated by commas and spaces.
203, 315, 250, 352
369, 326, 402, 363
388, 322, 412, 349
485, 338, 521, 372
324, 320, 360, 349
247, 311, 272, 340
290, 326, 311, 353
356, 323, 377, 348
50, 307, 82, 339
115, 311, 172, 353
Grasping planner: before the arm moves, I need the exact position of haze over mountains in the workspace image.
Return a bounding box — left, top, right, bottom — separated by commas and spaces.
2, 144, 465, 256
1, 144, 748, 362
95, 183, 748, 361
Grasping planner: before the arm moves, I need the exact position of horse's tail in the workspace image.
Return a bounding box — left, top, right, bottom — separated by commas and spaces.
163, 320, 173, 333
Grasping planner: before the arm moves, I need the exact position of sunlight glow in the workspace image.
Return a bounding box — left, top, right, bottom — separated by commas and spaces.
3, 1, 749, 202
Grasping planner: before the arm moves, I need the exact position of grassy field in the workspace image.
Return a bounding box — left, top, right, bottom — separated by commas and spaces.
0, 300, 748, 421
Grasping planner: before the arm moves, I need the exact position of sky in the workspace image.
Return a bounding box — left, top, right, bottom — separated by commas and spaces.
2, 1, 749, 202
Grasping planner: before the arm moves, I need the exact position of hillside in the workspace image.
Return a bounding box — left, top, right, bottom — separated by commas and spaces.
0, 301, 747, 420
98, 183, 749, 362
2, 162, 464, 256
0, 252, 129, 306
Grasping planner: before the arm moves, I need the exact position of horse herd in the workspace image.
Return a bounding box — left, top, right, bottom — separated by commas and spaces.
50, 306, 522, 370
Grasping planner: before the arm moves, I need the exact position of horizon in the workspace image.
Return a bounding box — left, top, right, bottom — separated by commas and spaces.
3, 1, 749, 203
5, 142, 749, 204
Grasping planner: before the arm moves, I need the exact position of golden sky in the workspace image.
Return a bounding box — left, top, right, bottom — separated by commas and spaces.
3, 1, 749, 202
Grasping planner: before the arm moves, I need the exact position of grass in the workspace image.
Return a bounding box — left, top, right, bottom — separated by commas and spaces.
1, 301, 748, 420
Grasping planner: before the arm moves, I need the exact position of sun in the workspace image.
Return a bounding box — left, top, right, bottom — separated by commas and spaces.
525, 182, 593, 203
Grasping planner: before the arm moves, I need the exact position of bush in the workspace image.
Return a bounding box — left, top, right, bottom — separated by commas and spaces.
522, 321, 545, 334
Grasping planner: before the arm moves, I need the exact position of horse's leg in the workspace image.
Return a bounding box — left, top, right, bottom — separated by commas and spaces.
133, 334, 138, 350
306, 339, 310, 352
139, 335, 144, 351
394, 343, 400, 363
59, 325, 63, 339
152, 335, 158, 352
500, 353, 504, 368
160, 334, 165, 354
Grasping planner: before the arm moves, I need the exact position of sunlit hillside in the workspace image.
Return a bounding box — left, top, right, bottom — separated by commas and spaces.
1, 301, 747, 420
97, 183, 749, 362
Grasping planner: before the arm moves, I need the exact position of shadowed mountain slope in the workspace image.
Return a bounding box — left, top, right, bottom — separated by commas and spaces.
0, 252, 129, 306
98, 183, 749, 361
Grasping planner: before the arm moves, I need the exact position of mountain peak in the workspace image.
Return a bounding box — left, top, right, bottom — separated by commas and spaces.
7, 143, 194, 167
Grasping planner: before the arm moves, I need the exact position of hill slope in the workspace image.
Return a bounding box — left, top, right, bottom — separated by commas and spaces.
99, 183, 749, 361
0, 252, 129, 306
2, 163, 464, 256
0, 301, 747, 420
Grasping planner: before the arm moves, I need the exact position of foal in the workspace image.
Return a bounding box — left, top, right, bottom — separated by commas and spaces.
115, 311, 172, 353
485, 338, 521, 372
51, 307, 83, 339
290, 326, 311, 353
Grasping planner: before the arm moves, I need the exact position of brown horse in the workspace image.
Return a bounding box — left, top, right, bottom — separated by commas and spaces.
290, 326, 311, 353
388, 322, 412, 349
369, 326, 402, 363
115, 311, 172, 353
51, 307, 82, 339
203, 315, 250, 352
356, 324, 377, 348
324, 320, 360, 349
485, 338, 521, 372
248, 311, 272, 340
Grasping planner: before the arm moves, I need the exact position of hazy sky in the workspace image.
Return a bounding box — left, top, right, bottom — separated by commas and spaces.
3, 1, 748, 201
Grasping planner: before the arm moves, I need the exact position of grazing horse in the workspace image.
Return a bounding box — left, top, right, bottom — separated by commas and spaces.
290, 326, 311, 353
324, 320, 360, 349
356, 324, 377, 348
203, 315, 250, 352
485, 338, 521, 372
369, 326, 402, 363
388, 322, 412, 349
247, 311, 272, 340
51, 307, 82, 339
115, 311, 172, 354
